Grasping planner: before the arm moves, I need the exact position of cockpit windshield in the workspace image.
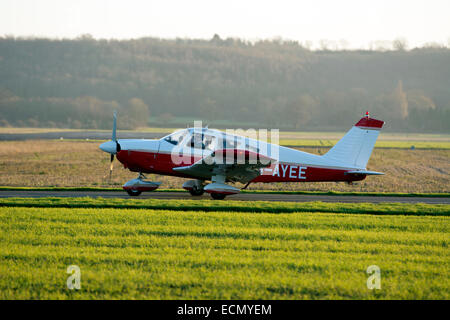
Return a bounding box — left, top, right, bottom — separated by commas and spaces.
163, 129, 189, 146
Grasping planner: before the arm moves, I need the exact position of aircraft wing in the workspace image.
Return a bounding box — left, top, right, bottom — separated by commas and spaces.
173, 149, 275, 183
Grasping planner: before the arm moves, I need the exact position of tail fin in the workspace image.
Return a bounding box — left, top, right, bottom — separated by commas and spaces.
322, 113, 384, 169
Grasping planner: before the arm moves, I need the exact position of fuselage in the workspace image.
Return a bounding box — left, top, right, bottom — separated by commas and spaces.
103, 128, 366, 184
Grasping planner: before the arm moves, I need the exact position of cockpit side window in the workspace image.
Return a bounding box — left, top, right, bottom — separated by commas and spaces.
220, 134, 260, 153
221, 135, 240, 149
163, 129, 188, 146
188, 133, 203, 149
187, 133, 217, 150
245, 138, 260, 153
203, 135, 216, 151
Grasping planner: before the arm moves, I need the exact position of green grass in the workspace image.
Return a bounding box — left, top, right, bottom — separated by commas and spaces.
0, 204, 448, 299
279, 139, 450, 149
1, 186, 449, 197
242, 190, 450, 197
0, 197, 449, 216
55, 138, 450, 149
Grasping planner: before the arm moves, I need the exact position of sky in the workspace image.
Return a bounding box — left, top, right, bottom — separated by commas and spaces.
1, 0, 450, 49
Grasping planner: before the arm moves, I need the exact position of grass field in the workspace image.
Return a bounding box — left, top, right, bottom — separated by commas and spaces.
278, 131, 450, 141
1, 128, 447, 300
1, 127, 449, 140
48, 138, 450, 150
279, 139, 450, 149
0, 198, 448, 299
1, 197, 449, 215
0, 139, 448, 193
1, 186, 449, 198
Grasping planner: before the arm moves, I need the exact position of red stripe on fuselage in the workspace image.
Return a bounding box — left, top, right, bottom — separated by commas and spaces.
116, 150, 366, 182
252, 163, 365, 183
116, 150, 202, 178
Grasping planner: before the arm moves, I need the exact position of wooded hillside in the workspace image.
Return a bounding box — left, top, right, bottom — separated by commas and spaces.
1, 36, 449, 132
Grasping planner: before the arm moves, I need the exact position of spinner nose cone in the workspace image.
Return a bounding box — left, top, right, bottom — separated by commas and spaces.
99, 140, 117, 154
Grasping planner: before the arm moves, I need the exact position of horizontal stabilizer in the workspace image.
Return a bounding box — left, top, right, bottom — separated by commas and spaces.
346, 170, 384, 175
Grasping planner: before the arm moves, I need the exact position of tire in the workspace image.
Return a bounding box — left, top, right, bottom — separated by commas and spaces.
189, 187, 204, 196
210, 193, 226, 200
126, 189, 142, 196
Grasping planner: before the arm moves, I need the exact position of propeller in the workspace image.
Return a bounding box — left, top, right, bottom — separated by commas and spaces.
99, 111, 121, 182
109, 153, 114, 180
109, 111, 117, 181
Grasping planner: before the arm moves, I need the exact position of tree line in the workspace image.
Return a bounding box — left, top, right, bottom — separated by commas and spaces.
0, 35, 449, 132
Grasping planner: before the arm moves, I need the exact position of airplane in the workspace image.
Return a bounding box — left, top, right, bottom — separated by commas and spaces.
99, 112, 384, 200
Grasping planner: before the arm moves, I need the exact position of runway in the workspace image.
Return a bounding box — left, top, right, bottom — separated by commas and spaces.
0, 131, 165, 141
0, 190, 449, 204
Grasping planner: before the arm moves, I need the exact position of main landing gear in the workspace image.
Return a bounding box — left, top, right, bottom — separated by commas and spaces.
182, 180, 205, 196
189, 187, 205, 196
210, 193, 227, 200
182, 178, 239, 200
203, 175, 240, 200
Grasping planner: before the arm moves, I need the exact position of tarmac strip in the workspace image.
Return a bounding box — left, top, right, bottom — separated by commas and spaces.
0, 190, 449, 204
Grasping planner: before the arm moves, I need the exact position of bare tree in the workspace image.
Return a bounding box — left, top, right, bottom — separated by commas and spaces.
393, 37, 408, 51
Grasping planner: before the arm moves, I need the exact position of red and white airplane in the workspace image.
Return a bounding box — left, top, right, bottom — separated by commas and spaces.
100, 112, 384, 199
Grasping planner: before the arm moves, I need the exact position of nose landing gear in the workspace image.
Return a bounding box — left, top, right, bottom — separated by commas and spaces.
123, 173, 161, 196
126, 189, 142, 197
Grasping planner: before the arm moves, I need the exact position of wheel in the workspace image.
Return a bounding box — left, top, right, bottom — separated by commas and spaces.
189, 186, 204, 196
126, 189, 142, 196
210, 193, 226, 200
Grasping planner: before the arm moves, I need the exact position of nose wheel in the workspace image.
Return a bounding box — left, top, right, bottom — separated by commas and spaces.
126, 189, 142, 196
123, 172, 161, 196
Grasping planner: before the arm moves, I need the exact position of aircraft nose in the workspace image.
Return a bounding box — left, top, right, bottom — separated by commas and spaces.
99, 140, 117, 154
147, 140, 160, 152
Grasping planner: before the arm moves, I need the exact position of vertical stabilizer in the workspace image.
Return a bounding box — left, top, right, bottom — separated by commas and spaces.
322, 113, 384, 169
